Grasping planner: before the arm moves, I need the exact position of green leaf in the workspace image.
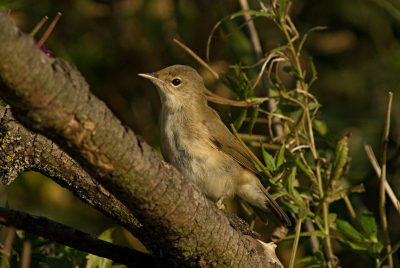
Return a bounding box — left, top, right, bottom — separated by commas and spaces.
233, 107, 248, 131
313, 249, 325, 262
328, 213, 337, 224
97, 228, 115, 243
225, 75, 244, 98
230, 9, 273, 19
361, 211, 378, 240
260, 141, 276, 172
282, 65, 296, 73
328, 184, 365, 202
308, 58, 318, 87
234, 63, 254, 99
292, 187, 306, 207
313, 118, 328, 137
368, 242, 383, 256
276, 161, 297, 175
281, 201, 299, 214
335, 238, 369, 251
284, 150, 314, 180
296, 256, 316, 265
331, 135, 349, 182
276, 146, 285, 168
269, 44, 289, 54
269, 72, 287, 92
334, 219, 364, 241
248, 107, 258, 135
298, 26, 328, 54
286, 166, 296, 195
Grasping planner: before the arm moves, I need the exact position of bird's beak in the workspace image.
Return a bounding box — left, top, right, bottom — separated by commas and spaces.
138, 73, 162, 83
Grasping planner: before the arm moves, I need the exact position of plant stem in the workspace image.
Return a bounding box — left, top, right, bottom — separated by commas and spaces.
238, 0, 284, 137
316, 160, 335, 264
364, 143, 400, 215
0, 226, 16, 268
288, 219, 302, 268
36, 13, 61, 48
379, 92, 393, 268
30, 16, 48, 37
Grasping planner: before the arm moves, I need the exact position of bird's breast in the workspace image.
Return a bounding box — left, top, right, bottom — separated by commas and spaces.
159, 109, 240, 199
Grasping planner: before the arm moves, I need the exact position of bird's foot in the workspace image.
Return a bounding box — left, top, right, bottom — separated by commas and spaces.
216, 198, 227, 210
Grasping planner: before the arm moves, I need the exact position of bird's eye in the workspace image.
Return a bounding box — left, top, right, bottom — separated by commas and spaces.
171, 79, 181, 86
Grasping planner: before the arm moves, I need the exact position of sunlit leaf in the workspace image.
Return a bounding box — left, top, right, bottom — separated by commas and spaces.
313, 118, 328, 137
260, 141, 276, 172
361, 211, 378, 241
276, 146, 285, 168
248, 107, 258, 135
230, 9, 273, 19
233, 107, 248, 131
335, 238, 369, 251
296, 256, 316, 265
334, 219, 363, 241
331, 134, 349, 183
281, 201, 299, 214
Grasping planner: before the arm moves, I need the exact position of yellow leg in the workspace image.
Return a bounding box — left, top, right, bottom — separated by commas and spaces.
216, 197, 227, 210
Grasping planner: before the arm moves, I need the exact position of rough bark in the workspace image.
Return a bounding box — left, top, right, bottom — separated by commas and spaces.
0, 11, 283, 267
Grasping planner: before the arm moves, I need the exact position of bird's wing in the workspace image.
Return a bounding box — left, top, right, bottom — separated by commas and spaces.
202, 113, 261, 176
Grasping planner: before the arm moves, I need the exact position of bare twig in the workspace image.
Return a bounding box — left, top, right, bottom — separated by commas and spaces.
30, 16, 48, 37
288, 219, 302, 268
379, 92, 393, 268
364, 143, 400, 215
36, 13, 61, 48
20, 241, 32, 268
0, 226, 16, 268
238, 0, 284, 137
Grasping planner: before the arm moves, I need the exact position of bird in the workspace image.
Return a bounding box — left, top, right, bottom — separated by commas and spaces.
139, 65, 291, 227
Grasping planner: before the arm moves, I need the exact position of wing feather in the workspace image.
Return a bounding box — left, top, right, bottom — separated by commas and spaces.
202, 111, 260, 176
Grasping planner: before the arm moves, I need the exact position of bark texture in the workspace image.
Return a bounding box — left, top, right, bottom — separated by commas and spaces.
0, 11, 283, 267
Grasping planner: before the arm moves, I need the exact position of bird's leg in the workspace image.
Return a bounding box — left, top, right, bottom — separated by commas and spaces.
216, 196, 227, 210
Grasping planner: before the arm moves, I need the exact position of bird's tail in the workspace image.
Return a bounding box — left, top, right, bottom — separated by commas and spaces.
250, 183, 291, 227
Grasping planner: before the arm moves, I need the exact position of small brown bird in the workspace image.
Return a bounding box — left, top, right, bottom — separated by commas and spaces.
139, 65, 291, 227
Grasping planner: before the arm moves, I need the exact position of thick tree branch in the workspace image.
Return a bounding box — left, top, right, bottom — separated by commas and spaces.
0, 106, 158, 251
0, 106, 260, 248
0, 207, 157, 268
0, 11, 282, 267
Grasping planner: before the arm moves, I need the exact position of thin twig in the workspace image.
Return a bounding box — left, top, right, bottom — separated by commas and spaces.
174, 39, 230, 87
379, 92, 393, 268
288, 219, 302, 268
364, 143, 400, 215
36, 13, 61, 48
30, 16, 48, 37
0, 226, 16, 268
316, 159, 334, 263
239, 0, 284, 138
20, 241, 32, 268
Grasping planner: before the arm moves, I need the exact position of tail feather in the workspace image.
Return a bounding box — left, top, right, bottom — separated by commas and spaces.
253, 182, 291, 227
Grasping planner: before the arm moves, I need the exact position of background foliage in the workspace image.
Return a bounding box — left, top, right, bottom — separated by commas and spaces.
0, 0, 400, 267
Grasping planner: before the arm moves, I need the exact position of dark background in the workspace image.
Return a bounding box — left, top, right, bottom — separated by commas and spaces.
1, 0, 400, 267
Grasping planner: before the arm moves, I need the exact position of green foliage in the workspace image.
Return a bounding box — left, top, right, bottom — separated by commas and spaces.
187, 0, 398, 267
